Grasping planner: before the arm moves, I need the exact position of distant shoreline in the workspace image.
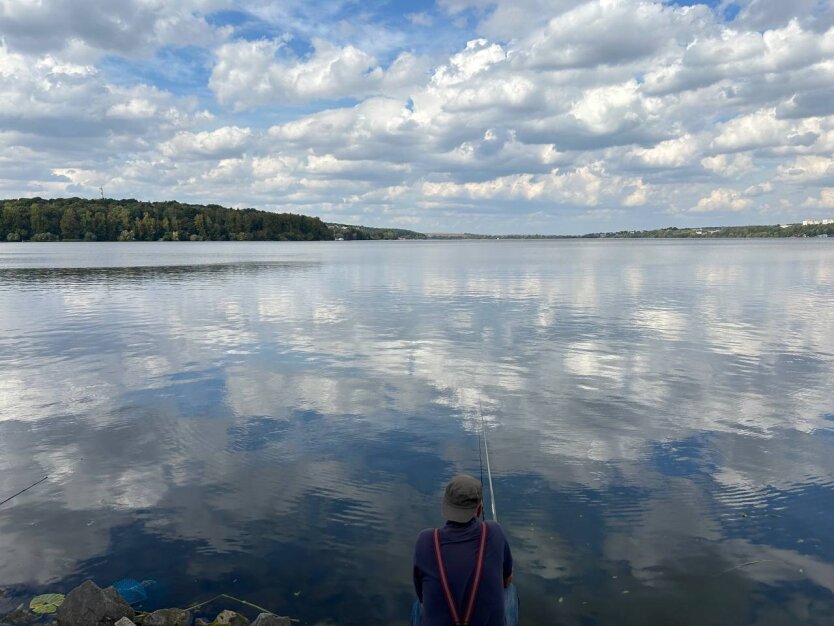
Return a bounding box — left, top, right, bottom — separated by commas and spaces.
426, 223, 833, 239
2, 197, 832, 242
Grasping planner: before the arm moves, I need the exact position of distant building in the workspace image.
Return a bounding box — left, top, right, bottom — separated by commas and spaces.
802, 218, 834, 225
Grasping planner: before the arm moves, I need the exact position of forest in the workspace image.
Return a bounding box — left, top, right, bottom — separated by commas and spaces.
1, 198, 334, 242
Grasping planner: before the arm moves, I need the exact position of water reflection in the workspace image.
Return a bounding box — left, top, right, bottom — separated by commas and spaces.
0, 240, 833, 625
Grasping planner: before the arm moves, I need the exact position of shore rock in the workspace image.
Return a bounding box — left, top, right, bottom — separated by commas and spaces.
210, 610, 249, 626
141, 608, 192, 626
57, 580, 135, 626
251, 614, 291, 626
115, 619, 138, 626
1, 604, 34, 625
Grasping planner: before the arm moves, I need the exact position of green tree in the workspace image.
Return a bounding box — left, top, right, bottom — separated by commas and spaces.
60, 207, 81, 239
2, 203, 21, 239
30, 203, 49, 235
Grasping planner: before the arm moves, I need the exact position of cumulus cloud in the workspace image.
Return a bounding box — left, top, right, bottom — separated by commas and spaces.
776, 155, 834, 184
210, 38, 428, 109
802, 188, 834, 209
518, 0, 703, 71
701, 153, 756, 177
0, 0, 228, 58
711, 109, 821, 153
732, 0, 825, 31
0, 44, 204, 134
160, 127, 253, 159
633, 135, 701, 169
690, 188, 753, 213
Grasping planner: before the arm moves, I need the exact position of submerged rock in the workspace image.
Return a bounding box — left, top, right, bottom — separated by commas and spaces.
1, 603, 35, 625
251, 614, 291, 626
57, 580, 135, 626
210, 610, 249, 626
140, 608, 192, 626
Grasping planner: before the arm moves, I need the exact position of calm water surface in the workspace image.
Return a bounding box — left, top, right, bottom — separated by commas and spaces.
1, 240, 833, 625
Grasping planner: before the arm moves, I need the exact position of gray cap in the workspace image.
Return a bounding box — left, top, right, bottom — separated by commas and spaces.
441, 474, 483, 522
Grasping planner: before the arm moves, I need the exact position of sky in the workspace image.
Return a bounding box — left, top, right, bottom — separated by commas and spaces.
1, 0, 834, 234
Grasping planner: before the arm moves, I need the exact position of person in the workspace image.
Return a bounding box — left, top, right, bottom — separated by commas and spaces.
412, 475, 518, 626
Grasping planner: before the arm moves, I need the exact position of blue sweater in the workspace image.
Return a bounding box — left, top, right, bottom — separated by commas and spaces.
413, 519, 513, 626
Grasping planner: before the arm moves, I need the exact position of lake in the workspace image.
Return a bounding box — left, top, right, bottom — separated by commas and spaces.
1, 240, 832, 625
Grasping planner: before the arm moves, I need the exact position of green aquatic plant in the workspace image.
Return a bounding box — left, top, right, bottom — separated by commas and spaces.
29, 593, 65, 614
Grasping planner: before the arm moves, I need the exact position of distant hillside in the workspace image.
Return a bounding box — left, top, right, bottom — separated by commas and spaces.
581, 223, 834, 239
428, 223, 834, 239
327, 222, 427, 240
0, 197, 333, 242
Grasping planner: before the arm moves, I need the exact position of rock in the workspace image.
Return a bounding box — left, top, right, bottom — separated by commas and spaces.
141, 609, 192, 626
194, 619, 210, 626
1, 603, 34, 625
251, 614, 291, 626
115, 619, 138, 626
57, 580, 135, 626
210, 610, 249, 626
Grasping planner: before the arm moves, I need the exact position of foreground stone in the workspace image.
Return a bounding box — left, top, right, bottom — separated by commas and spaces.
115, 619, 137, 626
251, 614, 291, 626
210, 610, 249, 626
1, 603, 34, 625
140, 608, 193, 626
57, 580, 135, 626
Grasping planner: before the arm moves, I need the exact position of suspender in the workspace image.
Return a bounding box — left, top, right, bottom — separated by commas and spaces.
432, 522, 489, 626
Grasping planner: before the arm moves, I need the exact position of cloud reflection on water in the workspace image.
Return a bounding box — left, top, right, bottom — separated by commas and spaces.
0, 241, 833, 625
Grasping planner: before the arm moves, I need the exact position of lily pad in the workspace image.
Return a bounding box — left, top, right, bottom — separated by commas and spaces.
29, 593, 65, 614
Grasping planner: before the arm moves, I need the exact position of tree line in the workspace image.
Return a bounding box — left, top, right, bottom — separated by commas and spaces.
1, 198, 334, 242
582, 223, 834, 238
328, 223, 426, 240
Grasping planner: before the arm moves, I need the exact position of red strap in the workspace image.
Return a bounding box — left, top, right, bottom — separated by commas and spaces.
464, 522, 489, 625
433, 528, 461, 625
433, 523, 489, 626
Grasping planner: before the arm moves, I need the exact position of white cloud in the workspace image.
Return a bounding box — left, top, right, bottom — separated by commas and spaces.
643, 19, 834, 97
711, 109, 821, 153
690, 188, 753, 213
0, 0, 229, 58
406, 12, 433, 27
519, 0, 704, 71
420, 165, 636, 208
732, 0, 824, 31
776, 155, 834, 184
570, 81, 645, 134
634, 135, 700, 168
161, 127, 253, 159
802, 188, 834, 209
210, 38, 428, 109
623, 180, 651, 206
701, 153, 756, 177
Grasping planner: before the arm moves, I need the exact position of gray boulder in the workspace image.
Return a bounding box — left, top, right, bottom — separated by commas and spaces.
210, 610, 249, 626
115, 619, 138, 626
1, 603, 34, 625
251, 614, 291, 626
141, 608, 192, 626
57, 580, 135, 626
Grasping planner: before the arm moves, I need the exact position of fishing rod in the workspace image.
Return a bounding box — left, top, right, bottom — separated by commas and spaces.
0, 475, 48, 508
478, 400, 497, 522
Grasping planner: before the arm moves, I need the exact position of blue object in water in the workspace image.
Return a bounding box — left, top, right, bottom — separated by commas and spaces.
139, 579, 167, 608
112, 579, 148, 605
